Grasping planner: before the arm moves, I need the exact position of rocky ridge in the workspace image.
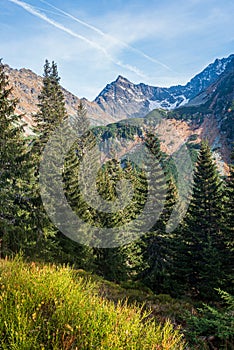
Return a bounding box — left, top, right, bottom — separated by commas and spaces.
95, 54, 234, 119
4, 64, 116, 133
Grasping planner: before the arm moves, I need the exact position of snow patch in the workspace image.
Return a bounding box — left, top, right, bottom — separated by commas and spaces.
149, 96, 189, 111
149, 100, 165, 110
177, 95, 189, 106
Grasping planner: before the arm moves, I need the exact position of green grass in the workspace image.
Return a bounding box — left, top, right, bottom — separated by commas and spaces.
0, 257, 186, 350
75, 273, 193, 324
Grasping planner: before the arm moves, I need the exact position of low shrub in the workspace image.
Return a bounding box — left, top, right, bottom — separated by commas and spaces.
184, 289, 234, 349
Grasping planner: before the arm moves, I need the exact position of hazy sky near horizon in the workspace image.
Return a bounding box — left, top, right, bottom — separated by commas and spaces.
1, 0, 234, 100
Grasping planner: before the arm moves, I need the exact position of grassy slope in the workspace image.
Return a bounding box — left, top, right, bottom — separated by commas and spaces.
0, 257, 186, 350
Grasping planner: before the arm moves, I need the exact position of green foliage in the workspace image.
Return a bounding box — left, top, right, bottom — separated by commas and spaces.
28, 60, 70, 260
0, 60, 35, 256
0, 257, 186, 350
167, 105, 209, 124
223, 150, 234, 252
94, 122, 143, 144
143, 109, 168, 125
137, 133, 177, 294
221, 150, 234, 294
175, 142, 227, 299
185, 289, 234, 349
33, 59, 67, 142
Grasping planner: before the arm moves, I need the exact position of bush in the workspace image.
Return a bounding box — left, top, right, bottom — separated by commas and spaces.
185, 289, 234, 349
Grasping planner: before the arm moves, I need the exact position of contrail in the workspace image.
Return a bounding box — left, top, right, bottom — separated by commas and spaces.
8, 0, 148, 79
40, 0, 173, 72
35, 6, 70, 18
40, 0, 113, 39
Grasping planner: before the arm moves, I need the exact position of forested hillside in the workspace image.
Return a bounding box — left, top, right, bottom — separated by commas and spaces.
0, 59, 233, 349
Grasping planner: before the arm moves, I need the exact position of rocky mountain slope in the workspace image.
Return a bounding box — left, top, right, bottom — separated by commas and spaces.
156, 57, 234, 167
93, 58, 234, 174
95, 54, 234, 119
4, 64, 116, 133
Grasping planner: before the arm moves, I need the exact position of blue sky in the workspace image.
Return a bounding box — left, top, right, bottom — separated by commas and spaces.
1, 0, 234, 100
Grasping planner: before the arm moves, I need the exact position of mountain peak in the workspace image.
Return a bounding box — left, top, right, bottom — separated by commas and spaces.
115, 75, 130, 83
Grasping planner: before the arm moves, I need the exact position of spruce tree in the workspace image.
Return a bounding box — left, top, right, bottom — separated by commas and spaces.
64, 103, 97, 233
33, 60, 67, 142
177, 141, 226, 299
92, 157, 130, 281
116, 159, 148, 227
61, 102, 94, 268
222, 150, 234, 292
0, 60, 33, 256
224, 150, 234, 251
137, 132, 176, 293
94, 157, 149, 282
29, 59, 69, 260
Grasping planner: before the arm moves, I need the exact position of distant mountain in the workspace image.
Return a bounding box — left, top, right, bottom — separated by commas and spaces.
92, 58, 234, 174
95, 54, 234, 119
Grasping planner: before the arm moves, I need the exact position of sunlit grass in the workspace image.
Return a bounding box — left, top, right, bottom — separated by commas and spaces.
0, 256, 186, 349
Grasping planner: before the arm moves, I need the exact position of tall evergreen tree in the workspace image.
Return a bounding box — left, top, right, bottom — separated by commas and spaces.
0, 60, 33, 256
64, 102, 97, 232
61, 102, 95, 268
222, 150, 234, 292
224, 150, 234, 251
33, 60, 67, 142
177, 142, 226, 299
91, 158, 129, 281
137, 132, 177, 293
28, 60, 69, 259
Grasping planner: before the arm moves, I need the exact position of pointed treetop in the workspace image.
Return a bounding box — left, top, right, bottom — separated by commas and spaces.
51, 61, 60, 83
43, 59, 51, 78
